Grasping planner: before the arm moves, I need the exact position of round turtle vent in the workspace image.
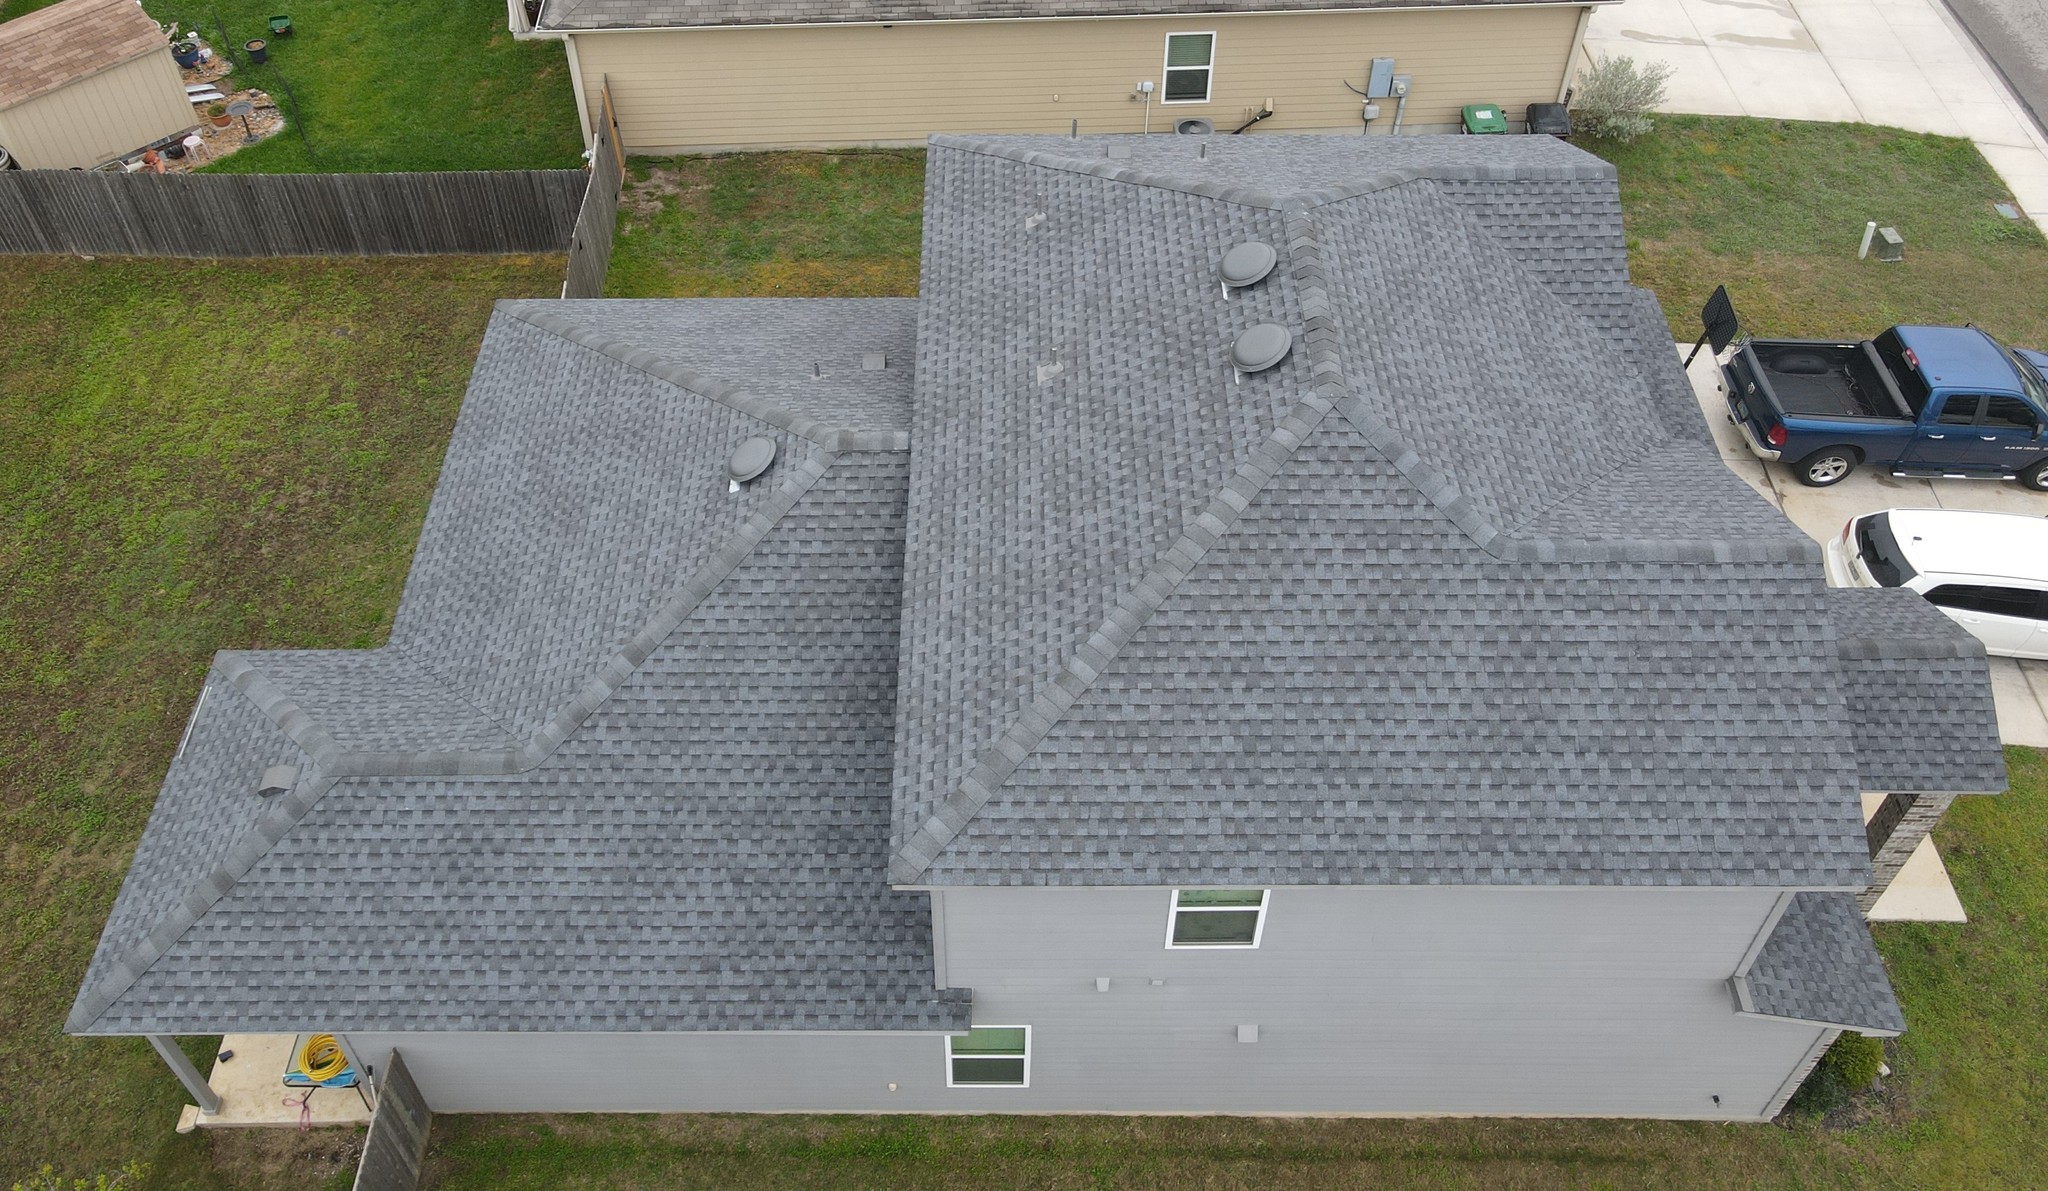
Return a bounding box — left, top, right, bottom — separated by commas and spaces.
727, 436, 777, 483
1218, 242, 1277, 289
1231, 323, 1293, 373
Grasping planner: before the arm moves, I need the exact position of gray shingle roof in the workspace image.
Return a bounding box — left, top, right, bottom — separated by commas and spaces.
69, 302, 965, 1036
76, 135, 2005, 1041
543, 0, 1554, 31
889, 135, 1864, 888
1736, 892, 1906, 1036
1827, 586, 2008, 795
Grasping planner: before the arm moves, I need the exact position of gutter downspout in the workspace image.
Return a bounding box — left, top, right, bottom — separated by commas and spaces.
148, 1035, 222, 1116
562, 34, 596, 149
1560, 4, 1594, 103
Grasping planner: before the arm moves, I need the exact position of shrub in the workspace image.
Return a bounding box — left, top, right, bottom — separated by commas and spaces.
1571, 54, 1675, 143
1785, 1031, 1887, 1115
1819, 1031, 1887, 1089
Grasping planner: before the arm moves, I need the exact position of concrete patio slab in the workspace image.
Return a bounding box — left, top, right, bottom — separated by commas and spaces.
174, 1033, 373, 1133
1862, 794, 1969, 921
1677, 343, 2048, 747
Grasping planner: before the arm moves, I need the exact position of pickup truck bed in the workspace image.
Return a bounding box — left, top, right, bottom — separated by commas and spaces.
1739, 341, 1913, 420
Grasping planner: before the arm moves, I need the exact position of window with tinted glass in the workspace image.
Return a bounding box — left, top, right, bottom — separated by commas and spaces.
1854, 514, 1916, 587
1922, 584, 2046, 620
1982, 396, 2040, 430
1162, 33, 1214, 103
1167, 889, 1267, 947
1874, 330, 1932, 413
1937, 395, 1984, 425
947, 1026, 1029, 1087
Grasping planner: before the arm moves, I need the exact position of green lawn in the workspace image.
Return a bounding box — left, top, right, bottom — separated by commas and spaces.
604, 151, 927, 297
1598, 115, 2048, 346
0, 254, 565, 1191
0, 0, 583, 173
5, 117, 2047, 1190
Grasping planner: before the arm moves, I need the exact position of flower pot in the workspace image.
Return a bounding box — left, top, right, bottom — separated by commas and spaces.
209, 107, 232, 128
172, 40, 202, 68
244, 39, 268, 64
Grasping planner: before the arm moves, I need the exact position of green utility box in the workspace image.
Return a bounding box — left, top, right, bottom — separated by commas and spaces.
1461, 103, 1508, 134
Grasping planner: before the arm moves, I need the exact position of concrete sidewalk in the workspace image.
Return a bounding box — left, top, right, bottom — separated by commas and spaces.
1586, 0, 2048, 226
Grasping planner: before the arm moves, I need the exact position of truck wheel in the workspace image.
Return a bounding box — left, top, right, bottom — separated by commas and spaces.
1794, 447, 1858, 487
2022, 459, 2048, 492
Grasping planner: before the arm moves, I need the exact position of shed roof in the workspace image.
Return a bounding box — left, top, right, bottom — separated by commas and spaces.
0, 0, 169, 110
541, 0, 1562, 30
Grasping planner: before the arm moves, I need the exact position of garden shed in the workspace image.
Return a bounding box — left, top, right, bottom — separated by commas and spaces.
0, 0, 195, 169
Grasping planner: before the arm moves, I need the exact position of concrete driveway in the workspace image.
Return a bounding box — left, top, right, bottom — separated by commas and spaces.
1681, 348, 2048, 747
1585, 0, 2048, 226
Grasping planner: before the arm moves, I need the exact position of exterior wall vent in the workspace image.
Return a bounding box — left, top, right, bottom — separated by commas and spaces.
257, 764, 298, 798
1230, 323, 1292, 374
727, 437, 777, 484
1218, 242, 1277, 289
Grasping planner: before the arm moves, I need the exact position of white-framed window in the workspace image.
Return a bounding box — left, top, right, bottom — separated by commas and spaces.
1161, 32, 1216, 104
946, 1025, 1031, 1087
1166, 888, 1268, 948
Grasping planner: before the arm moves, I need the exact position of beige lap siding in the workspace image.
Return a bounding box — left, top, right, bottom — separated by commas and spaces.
0, 49, 195, 169
569, 6, 1587, 152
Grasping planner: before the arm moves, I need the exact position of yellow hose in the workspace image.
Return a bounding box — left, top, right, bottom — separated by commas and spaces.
297, 1033, 348, 1083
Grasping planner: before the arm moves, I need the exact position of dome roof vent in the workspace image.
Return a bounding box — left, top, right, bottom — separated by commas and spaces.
727, 437, 777, 484
1218, 242, 1277, 289
1230, 324, 1293, 374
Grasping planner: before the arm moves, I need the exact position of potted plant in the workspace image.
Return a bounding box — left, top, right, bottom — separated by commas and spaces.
208, 103, 231, 129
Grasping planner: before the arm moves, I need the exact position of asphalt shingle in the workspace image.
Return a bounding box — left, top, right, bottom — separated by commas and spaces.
1827, 586, 2009, 795
1739, 892, 1907, 1035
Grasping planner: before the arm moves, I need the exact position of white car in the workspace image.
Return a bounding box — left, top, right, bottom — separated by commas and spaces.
1825, 508, 2048, 659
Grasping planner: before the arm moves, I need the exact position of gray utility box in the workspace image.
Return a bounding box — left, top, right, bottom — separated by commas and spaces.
1875, 226, 1904, 262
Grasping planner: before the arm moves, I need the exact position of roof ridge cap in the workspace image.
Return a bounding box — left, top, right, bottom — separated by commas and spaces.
887, 391, 1335, 883
494, 301, 909, 453
926, 136, 1615, 211
888, 209, 1351, 884
70, 453, 840, 1029
1307, 189, 1815, 565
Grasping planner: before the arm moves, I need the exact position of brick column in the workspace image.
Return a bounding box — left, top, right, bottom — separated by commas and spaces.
1860, 791, 1956, 912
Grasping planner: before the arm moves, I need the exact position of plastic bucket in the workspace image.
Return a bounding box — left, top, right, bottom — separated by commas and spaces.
245, 38, 268, 63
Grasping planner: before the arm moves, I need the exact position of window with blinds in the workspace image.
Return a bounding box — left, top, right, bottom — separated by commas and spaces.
1163, 33, 1216, 104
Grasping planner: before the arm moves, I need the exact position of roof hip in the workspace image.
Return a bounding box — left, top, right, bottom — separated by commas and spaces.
67, 445, 840, 1033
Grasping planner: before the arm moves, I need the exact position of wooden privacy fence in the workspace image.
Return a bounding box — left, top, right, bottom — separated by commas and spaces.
563, 80, 625, 298
0, 168, 587, 257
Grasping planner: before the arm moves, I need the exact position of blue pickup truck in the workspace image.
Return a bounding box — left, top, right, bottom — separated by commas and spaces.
1722, 323, 2048, 490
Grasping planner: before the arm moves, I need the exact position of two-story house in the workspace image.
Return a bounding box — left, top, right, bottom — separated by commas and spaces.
70, 132, 2006, 1125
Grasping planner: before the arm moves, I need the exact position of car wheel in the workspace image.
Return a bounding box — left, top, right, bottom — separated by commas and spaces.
2022, 459, 2048, 492
1794, 447, 1858, 487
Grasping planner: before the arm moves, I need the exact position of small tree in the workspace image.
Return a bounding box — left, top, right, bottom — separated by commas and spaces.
1571, 54, 1675, 143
